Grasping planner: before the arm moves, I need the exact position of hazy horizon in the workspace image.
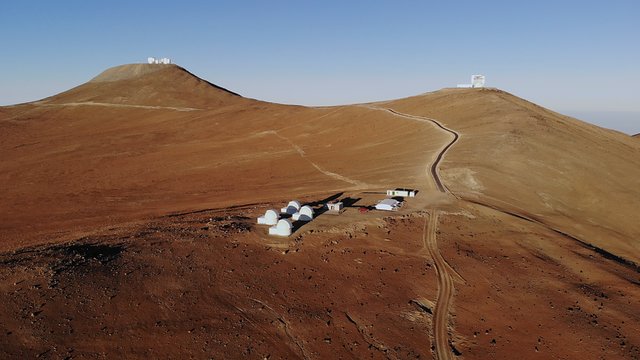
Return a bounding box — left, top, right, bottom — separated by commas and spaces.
562, 110, 639, 135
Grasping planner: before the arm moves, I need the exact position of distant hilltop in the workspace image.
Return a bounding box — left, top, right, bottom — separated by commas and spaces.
50, 63, 244, 108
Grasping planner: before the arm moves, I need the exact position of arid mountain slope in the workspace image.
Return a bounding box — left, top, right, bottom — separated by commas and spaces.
41, 64, 246, 109
0, 65, 445, 250
385, 88, 640, 263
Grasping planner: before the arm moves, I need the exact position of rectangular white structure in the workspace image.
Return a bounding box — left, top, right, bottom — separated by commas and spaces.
375, 198, 401, 211
386, 189, 417, 197
471, 75, 485, 88
457, 84, 472, 88
326, 202, 344, 212
147, 57, 172, 65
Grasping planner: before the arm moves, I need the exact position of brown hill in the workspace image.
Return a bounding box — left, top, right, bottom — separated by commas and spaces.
0, 65, 439, 250
40, 63, 246, 109
1, 67, 639, 359
385, 88, 640, 262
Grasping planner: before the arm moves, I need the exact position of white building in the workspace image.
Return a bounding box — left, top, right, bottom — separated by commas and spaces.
471, 75, 485, 88
147, 57, 172, 65
281, 200, 301, 215
375, 198, 402, 211
386, 188, 417, 198
457, 74, 486, 88
269, 219, 293, 236
326, 201, 344, 213
292, 205, 314, 221
257, 209, 279, 225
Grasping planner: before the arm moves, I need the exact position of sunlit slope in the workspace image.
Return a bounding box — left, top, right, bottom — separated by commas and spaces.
39, 64, 246, 109
0, 66, 444, 249
387, 88, 640, 263
3, 64, 638, 264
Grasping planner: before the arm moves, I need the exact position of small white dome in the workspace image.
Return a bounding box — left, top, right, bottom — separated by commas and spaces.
293, 205, 314, 221
288, 200, 301, 210
257, 209, 280, 225
269, 219, 293, 236
277, 219, 293, 230
281, 200, 302, 215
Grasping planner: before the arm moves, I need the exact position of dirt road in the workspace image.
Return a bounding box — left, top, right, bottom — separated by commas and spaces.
381, 108, 459, 193
367, 106, 461, 359
423, 211, 455, 360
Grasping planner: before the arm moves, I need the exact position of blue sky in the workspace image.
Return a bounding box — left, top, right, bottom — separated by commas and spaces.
1, 0, 639, 133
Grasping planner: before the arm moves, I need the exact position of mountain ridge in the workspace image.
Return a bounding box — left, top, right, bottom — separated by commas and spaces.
38, 63, 246, 109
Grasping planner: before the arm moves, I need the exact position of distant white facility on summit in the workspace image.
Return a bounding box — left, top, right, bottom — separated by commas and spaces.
471, 74, 485, 88
457, 74, 486, 88
147, 57, 172, 64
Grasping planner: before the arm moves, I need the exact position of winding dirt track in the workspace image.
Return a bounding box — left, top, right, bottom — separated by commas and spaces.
266, 130, 370, 189
368, 106, 461, 359
423, 211, 455, 360
383, 109, 459, 193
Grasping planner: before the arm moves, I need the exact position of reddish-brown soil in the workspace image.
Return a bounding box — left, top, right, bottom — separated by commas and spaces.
1, 64, 638, 359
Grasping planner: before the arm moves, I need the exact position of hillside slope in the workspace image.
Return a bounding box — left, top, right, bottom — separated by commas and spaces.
40, 64, 247, 109
386, 88, 640, 264
0, 65, 446, 250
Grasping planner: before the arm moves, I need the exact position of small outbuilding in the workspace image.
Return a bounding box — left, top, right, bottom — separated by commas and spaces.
257, 209, 279, 225
292, 205, 314, 221
386, 188, 417, 198
269, 219, 293, 237
281, 200, 302, 215
471, 74, 485, 88
326, 201, 344, 213
375, 198, 401, 211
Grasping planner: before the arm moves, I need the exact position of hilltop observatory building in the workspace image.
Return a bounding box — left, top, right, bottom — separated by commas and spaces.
457, 75, 486, 88
471, 75, 485, 87
147, 57, 172, 64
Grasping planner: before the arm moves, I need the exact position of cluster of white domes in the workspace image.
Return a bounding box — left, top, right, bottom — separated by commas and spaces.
256, 200, 315, 237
